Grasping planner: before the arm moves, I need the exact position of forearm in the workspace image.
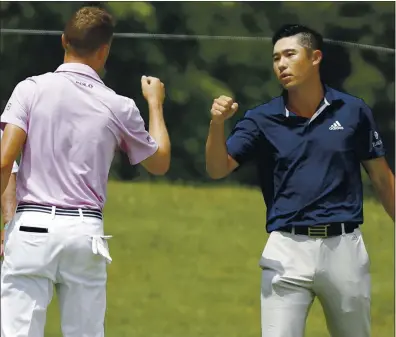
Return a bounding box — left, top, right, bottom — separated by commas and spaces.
0, 164, 13, 198
1, 174, 17, 224
147, 100, 171, 162
205, 121, 229, 179
373, 172, 395, 222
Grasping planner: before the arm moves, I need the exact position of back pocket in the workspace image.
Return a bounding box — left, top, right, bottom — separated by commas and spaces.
5, 225, 51, 276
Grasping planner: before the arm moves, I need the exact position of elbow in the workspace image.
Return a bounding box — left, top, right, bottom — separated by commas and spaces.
141, 148, 170, 176
151, 162, 170, 176
206, 166, 227, 180
150, 152, 170, 176
208, 173, 225, 180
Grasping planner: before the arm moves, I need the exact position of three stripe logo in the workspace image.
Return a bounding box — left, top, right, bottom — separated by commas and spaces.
329, 121, 344, 130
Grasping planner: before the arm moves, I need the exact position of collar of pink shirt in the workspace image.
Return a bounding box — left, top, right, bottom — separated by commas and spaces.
55, 63, 104, 85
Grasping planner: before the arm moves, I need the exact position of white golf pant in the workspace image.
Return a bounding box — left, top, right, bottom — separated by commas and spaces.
260, 227, 371, 337
1, 209, 111, 337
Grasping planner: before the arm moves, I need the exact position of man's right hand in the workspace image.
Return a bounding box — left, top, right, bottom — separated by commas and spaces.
139, 75, 171, 176
141, 76, 165, 105
211, 96, 239, 124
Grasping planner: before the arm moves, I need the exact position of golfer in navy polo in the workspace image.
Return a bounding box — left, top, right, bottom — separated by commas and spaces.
205, 24, 395, 337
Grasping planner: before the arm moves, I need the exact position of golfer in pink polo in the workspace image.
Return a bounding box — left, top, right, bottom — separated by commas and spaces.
0, 6, 171, 337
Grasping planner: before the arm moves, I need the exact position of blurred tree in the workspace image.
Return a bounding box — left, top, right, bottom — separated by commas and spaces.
0, 1, 394, 186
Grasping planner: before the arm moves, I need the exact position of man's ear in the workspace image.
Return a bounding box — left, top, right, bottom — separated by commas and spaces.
99, 43, 110, 57
61, 34, 68, 51
312, 49, 323, 66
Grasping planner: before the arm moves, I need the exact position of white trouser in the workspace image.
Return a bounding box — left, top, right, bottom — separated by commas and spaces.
1, 210, 112, 337
259, 227, 371, 337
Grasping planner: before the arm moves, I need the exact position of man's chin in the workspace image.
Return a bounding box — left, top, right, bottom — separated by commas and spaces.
281, 81, 298, 90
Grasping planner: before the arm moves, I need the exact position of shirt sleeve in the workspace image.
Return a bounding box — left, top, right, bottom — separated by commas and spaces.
117, 97, 159, 165
226, 110, 261, 166
355, 100, 386, 161
0, 129, 19, 173
1, 78, 36, 133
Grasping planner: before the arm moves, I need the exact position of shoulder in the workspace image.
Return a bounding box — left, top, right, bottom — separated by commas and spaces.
327, 86, 373, 125
242, 95, 284, 121
7, 77, 38, 110
114, 94, 139, 114
13, 76, 39, 92
105, 93, 142, 122
327, 86, 368, 110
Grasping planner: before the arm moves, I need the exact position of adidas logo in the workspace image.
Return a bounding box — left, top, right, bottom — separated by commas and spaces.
329, 121, 344, 130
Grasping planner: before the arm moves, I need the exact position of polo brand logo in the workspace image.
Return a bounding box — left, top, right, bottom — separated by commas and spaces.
329, 121, 344, 130
76, 81, 93, 88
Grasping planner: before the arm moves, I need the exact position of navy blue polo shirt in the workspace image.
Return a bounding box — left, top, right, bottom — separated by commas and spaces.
226, 85, 386, 232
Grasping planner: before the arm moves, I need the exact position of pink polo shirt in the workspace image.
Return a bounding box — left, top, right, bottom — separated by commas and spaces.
0, 63, 158, 210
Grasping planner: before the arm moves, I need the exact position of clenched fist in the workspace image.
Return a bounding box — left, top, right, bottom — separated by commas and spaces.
141, 76, 165, 104
211, 96, 239, 124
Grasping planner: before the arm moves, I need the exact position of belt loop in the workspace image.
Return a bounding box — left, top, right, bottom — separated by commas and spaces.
341, 223, 346, 236
78, 208, 84, 220
51, 206, 56, 219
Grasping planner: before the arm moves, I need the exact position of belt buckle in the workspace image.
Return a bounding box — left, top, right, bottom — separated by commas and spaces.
308, 225, 330, 238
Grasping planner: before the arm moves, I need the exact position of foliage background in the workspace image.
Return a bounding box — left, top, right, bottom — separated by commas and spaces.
1, 1, 394, 186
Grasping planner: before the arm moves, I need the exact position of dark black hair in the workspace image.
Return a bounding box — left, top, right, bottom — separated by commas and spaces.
272, 24, 323, 51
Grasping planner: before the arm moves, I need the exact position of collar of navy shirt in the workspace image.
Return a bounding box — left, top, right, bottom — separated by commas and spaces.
281, 83, 337, 124
55, 63, 104, 85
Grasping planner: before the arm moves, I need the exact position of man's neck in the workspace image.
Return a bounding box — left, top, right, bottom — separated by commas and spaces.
286, 78, 325, 118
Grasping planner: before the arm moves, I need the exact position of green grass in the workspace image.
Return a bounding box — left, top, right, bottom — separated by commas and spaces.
41, 181, 394, 337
